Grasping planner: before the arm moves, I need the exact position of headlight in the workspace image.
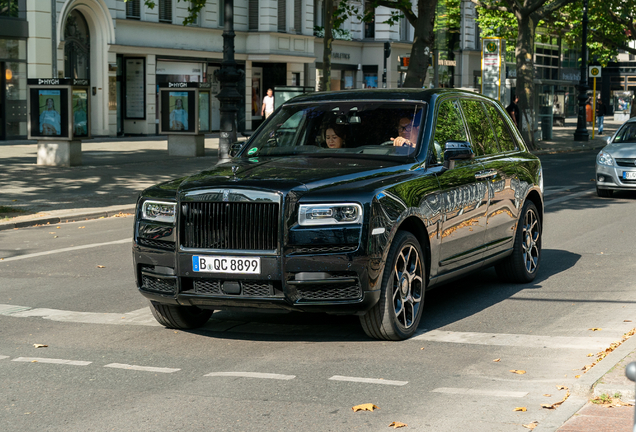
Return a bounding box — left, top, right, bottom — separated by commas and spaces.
141, 200, 177, 223
597, 150, 614, 167
299, 203, 363, 226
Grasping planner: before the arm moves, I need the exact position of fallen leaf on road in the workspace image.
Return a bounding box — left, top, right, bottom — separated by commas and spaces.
53, 236, 58, 238
587, 353, 594, 357
388, 422, 407, 429
543, 394, 551, 397
33, 344, 47, 348
78, 226, 85, 229
522, 421, 539, 429
352, 404, 379, 412
49, 232, 56, 234
56, 226, 60, 229
588, 328, 602, 331
510, 370, 526, 374
575, 375, 581, 379
493, 358, 501, 362
97, 265, 105, 268
541, 404, 555, 409
625, 320, 632, 322
513, 407, 527, 412
31, 360, 37, 363
12, 199, 17, 202
557, 385, 568, 390
582, 364, 593, 372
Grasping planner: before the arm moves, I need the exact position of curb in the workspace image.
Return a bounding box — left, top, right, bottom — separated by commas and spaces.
0, 205, 136, 231
532, 143, 606, 155
533, 334, 636, 432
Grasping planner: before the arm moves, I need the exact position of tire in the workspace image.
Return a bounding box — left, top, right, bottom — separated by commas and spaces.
596, 187, 613, 198
495, 201, 542, 283
149, 301, 213, 329
360, 231, 426, 341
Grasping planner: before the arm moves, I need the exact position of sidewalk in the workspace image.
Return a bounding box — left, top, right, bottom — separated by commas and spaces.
0, 119, 634, 431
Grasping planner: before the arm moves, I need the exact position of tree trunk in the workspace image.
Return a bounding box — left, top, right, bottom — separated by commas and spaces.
515, 13, 539, 149
320, 0, 334, 91
402, 0, 438, 88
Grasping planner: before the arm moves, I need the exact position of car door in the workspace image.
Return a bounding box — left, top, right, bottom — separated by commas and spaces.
480, 101, 521, 257
432, 98, 489, 273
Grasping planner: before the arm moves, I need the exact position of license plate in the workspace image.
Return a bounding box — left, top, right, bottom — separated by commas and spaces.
192, 256, 261, 274
623, 171, 636, 180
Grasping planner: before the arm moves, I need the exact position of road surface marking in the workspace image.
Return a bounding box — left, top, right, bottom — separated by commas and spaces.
13, 357, 91, 366
0, 304, 160, 326
544, 190, 594, 206
329, 375, 408, 386
412, 329, 617, 350
104, 363, 180, 373
432, 387, 528, 398
204, 372, 296, 380
0, 355, 9, 360
1, 238, 131, 262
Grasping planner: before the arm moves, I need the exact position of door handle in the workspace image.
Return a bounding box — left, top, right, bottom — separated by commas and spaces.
474, 169, 497, 179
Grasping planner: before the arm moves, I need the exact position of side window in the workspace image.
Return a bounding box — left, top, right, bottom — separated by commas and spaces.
431, 99, 468, 164
460, 99, 499, 157
484, 102, 518, 152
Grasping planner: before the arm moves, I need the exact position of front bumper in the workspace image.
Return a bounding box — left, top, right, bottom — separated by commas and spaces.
596, 164, 636, 190
132, 240, 380, 316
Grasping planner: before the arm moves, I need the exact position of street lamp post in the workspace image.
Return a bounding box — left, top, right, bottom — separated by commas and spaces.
215, 0, 243, 163
573, 0, 589, 141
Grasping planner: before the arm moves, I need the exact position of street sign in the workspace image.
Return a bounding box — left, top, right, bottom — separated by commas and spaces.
589, 66, 602, 78
481, 38, 506, 101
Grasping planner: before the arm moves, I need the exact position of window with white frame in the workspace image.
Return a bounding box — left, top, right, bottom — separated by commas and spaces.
126, 0, 141, 19
159, 0, 173, 23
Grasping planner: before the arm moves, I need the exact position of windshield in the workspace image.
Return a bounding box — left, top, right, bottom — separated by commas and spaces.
241, 101, 426, 158
613, 122, 636, 143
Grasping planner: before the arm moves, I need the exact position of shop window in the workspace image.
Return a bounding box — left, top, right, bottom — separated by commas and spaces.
159, 0, 173, 23
278, 0, 286, 32
126, 0, 141, 19
249, 0, 258, 30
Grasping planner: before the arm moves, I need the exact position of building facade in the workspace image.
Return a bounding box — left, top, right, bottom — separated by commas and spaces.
1, 0, 421, 140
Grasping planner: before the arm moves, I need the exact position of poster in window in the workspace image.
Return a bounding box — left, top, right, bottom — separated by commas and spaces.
125, 59, 145, 118
38, 90, 62, 136
169, 91, 189, 131
199, 91, 210, 132
72, 89, 89, 137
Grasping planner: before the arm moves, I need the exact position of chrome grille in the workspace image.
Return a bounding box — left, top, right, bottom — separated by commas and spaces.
615, 158, 636, 167
181, 202, 279, 250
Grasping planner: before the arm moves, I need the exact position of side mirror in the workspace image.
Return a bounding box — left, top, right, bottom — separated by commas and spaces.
230, 142, 245, 157
443, 141, 474, 170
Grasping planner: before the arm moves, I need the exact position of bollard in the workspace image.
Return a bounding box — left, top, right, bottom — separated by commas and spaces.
627, 362, 636, 432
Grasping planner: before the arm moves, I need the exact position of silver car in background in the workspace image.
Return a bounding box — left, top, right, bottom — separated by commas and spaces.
596, 118, 636, 197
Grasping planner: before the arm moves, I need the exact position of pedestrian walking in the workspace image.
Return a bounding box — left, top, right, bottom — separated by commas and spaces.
261, 88, 274, 119
596, 99, 607, 134
506, 95, 520, 130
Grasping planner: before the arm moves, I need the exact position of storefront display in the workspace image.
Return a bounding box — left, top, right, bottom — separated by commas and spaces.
158, 82, 209, 135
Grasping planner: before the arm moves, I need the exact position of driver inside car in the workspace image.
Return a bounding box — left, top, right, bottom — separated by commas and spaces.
391, 111, 421, 148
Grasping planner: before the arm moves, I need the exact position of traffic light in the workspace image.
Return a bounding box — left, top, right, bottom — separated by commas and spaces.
384, 41, 391, 59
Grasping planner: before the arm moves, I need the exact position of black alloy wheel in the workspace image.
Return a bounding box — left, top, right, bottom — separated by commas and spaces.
360, 231, 425, 341
495, 201, 542, 283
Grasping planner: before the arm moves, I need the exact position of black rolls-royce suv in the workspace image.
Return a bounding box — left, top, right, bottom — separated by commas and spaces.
133, 89, 543, 340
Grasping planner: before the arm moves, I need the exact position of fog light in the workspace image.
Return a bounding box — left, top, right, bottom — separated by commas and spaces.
598, 175, 605, 182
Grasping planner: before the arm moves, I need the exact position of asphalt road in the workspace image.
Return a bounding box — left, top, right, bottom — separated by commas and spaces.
1, 150, 635, 431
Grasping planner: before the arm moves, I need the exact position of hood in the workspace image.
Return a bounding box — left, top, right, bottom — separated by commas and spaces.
603, 142, 636, 159
175, 156, 405, 194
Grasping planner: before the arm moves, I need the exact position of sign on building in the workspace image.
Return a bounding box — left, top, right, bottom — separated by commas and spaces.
481, 38, 506, 101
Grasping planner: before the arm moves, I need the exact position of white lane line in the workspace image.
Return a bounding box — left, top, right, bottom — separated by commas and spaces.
0, 355, 9, 360
104, 363, 180, 373
0, 304, 160, 327
13, 357, 92, 366
204, 372, 296, 380
432, 387, 528, 398
412, 329, 617, 350
329, 375, 408, 386
1, 238, 131, 262
544, 189, 594, 206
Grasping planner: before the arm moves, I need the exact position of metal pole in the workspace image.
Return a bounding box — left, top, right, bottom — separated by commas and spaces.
215, 0, 243, 164
573, 0, 589, 141
625, 362, 636, 432
592, 77, 596, 139
51, 0, 57, 78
